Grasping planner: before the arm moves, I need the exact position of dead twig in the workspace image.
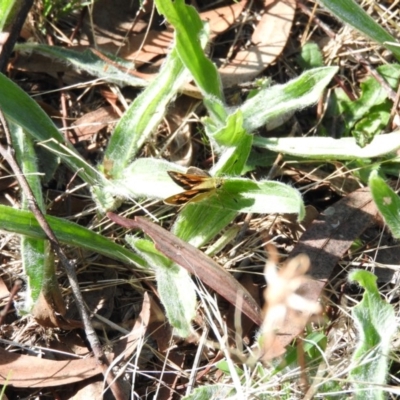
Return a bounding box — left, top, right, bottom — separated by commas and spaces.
0, 0, 34, 72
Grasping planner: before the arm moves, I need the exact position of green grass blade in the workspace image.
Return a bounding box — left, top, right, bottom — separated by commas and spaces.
0, 73, 103, 186
155, 0, 226, 124
318, 0, 400, 60
0, 205, 145, 268
10, 123, 55, 312
0, 0, 18, 31
126, 237, 196, 337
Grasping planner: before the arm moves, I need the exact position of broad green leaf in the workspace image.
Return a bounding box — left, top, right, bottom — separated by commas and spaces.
111, 158, 187, 200
297, 42, 324, 69
240, 67, 338, 132
353, 109, 390, 147
349, 269, 396, 400
111, 160, 304, 224
209, 110, 252, 176
369, 170, 400, 238
329, 64, 400, 146
172, 205, 237, 248
104, 45, 192, 178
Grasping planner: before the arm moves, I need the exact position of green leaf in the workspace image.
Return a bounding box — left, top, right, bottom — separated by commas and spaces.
349, 269, 396, 400
9, 123, 55, 313
104, 45, 191, 178
108, 158, 187, 201
240, 67, 338, 132
0, 73, 104, 187
297, 42, 324, 69
329, 64, 400, 145
253, 132, 400, 160
0, 0, 18, 31
111, 160, 303, 222
172, 204, 237, 248
352, 109, 390, 147
0, 205, 145, 268
208, 110, 252, 176
126, 237, 196, 337
155, 0, 226, 124
169, 179, 304, 248
317, 0, 400, 60
369, 170, 400, 238
15, 43, 147, 88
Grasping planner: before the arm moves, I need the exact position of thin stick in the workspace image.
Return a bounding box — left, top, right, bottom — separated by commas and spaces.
0, 0, 34, 72
0, 110, 127, 400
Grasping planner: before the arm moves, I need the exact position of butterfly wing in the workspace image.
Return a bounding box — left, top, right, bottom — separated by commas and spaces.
165, 170, 223, 206
167, 171, 210, 190
164, 188, 211, 205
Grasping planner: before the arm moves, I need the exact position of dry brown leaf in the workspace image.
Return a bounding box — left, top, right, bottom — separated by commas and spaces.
72, 106, 119, 142
0, 292, 151, 388
111, 292, 151, 363
219, 0, 296, 87
0, 348, 99, 388
71, 377, 105, 400
201, 1, 247, 38
100, 2, 247, 68
31, 289, 83, 330
107, 213, 263, 326
14, 1, 293, 91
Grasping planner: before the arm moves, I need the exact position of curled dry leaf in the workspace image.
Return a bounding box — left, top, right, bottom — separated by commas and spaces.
258, 247, 322, 363
72, 106, 120, 143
